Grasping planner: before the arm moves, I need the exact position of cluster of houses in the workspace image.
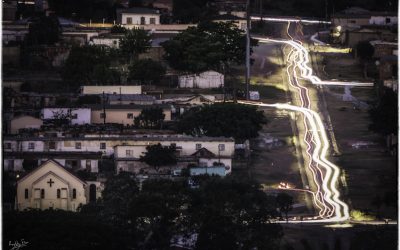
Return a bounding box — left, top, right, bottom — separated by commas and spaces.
4, 83, 238, 212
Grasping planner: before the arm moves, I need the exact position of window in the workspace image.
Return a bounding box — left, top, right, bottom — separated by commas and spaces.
49, 141, 56, 149
41, 189, 45, 199
140, 16, 145, 25
72, 189, 77, 199
126, 17, 132, 24
57, 189, 61, 198
150, 17, 156, 24
71, 113, 78, 119
86, 160, 92, 172
196, 143, 202, 150
171, 143, 176, 148
75, 142, 81, 149
5, 143, 11, 149
386, 17, 391, 24
100, 142, 106, 149
25, 189, 29, 199
126, 150, 133, 157
218, 144, 225, 151
28, 142, 35, 150
127, 113, 134, 119
100, 113, 106, 119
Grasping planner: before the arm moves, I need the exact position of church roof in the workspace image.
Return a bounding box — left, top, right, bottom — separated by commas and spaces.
17, 159, 87, 185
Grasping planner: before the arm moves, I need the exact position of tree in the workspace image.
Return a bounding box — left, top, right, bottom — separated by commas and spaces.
62, 45, 120, 86
369, 88, 398, 135
25, 14, 60, 45
119, 29, 151, 62
276, 193, 293, 222
172, 0, 217, 24
140, 143, 177, 172
161, 21, 258, 74
134, 107, 165, 129
110, 24, 127, 34
357, 41, 375, 60
176, 103, 267, 142
128, 59, 166, 84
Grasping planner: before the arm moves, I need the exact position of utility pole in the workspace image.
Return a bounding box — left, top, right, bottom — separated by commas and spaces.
245, 0, 251, 100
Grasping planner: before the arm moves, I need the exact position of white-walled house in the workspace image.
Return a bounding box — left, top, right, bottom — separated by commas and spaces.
4, 135, 235, 175
16, 160, 89, 212
41, 108, 91, 125
117, 8, 161, 25
179, 71, 224, 89
10, 115, 43, 134
81, 85, 142, 95
369, 15, 398, 26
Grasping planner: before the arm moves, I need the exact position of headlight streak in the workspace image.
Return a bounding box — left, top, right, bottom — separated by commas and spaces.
251, 16, 331, 24
240, 21, 352, 223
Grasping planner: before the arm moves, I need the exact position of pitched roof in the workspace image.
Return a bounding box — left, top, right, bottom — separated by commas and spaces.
191, 147, 216, 158
17, 159, 87, 185
117, 7, 160, 15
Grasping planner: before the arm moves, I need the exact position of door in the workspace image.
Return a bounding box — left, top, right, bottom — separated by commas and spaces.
60, 189, 68, 210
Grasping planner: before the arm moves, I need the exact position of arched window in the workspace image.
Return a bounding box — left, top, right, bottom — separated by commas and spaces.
24, 189, 29, 199
140, 16, 145, 25
72, 189, 77, 199
57, 189, 61, 198
41, 189, 45, 199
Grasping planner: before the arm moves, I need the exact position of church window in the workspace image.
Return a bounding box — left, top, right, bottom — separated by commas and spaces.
25, 189, 29, 199
57, 189, 61, 198
72, 189, 77, 199
41, 189, 45, 199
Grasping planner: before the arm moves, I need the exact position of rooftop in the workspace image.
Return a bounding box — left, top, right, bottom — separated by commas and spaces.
117, 7, 160, 15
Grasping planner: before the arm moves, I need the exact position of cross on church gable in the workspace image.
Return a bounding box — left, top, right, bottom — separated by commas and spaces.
47, 178, 55, 187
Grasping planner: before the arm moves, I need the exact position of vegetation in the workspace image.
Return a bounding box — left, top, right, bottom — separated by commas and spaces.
357, 41, 375, 60
276, 192, 294, 222
176, 103, 267, 142
61, 45, 120, 86
25, 14, 60, 46
119, 29, 152, 62
172, 0, 217, 23
369, 88, 398, 135
110, 25, 127, 34
140, 143, 177, 172
134, 107, 166, 129
128, 59, 166, 84
162, 21, 258, 74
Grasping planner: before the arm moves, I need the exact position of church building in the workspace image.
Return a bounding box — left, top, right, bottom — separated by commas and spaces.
16, 160, 99, 212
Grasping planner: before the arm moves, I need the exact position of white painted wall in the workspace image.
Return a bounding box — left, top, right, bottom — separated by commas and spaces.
179, 71, 224, 89
369, 16, 398, 25
91, 37, 120, 48
41, 108, 91, 125
81, 85, 142, 95
121, 13, 160, 25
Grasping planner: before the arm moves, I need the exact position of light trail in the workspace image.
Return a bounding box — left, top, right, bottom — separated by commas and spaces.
239, 21, 353, 223
251, 16, 331, 24
254, 36, 374, 87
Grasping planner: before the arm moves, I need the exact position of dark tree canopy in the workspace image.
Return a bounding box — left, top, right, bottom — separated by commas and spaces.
161, 21, 258, 73
134, 107, 166, 129
369, 88, 398, 135
119, 29, 152, 62
357, 41, 375, 60
128, 59, 166, 84
172, 0, 217, 24
276, 192, 294, 222
110, 24, 127, 34
140, 143, 177, 171
62, 45, 120, 86
176, 103, 267, 142
25, 14, 60, 46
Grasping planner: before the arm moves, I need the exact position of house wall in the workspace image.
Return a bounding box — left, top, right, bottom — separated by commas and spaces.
10, 116, 43, 134
16, 161, 87, 212
91, 108, 171, 125
121, 13, 160, 25
369, 16, 398, 25
91, 37, 120, 48
179, 71, 224, 89
81, 86, 142, 95
41, 108, 91, 125
332, 17, 370, 29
